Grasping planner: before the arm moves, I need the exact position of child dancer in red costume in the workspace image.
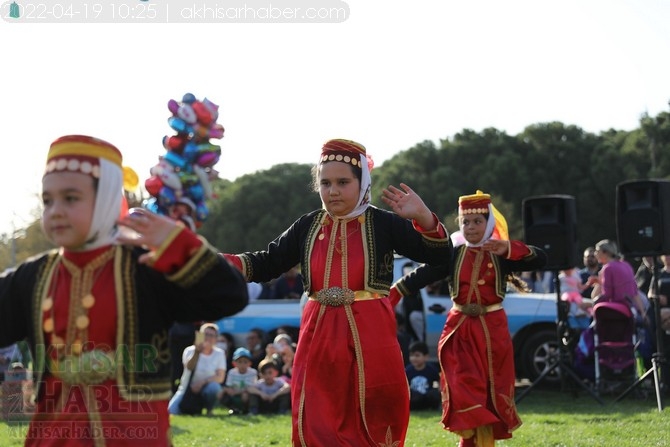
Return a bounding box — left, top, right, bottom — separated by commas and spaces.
0, 135, 247, 446
223, 139, 452, 446
392, 190, 547, 447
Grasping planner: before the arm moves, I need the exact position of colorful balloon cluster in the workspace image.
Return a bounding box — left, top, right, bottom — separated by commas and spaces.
144, 93, 224, 230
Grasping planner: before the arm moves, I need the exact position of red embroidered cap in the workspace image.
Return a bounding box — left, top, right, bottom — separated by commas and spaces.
320, 139, 366, 168
45, 135, 122, 178
458, 190, 491, 215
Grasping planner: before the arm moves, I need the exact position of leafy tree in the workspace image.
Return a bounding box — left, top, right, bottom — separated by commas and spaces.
639, 111, 670, 179
371, 140, 442, 210
0, 220, 55, 271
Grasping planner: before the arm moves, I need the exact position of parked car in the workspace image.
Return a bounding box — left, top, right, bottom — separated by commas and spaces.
216, 256, 564, 384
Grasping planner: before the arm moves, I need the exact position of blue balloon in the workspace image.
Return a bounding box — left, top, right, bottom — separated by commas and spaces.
182, 93, 196, 104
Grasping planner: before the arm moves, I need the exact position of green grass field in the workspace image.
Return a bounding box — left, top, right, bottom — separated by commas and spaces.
2, 387, 668, 446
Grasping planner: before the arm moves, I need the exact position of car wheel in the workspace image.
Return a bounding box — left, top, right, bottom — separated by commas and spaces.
520, 329, 561, 385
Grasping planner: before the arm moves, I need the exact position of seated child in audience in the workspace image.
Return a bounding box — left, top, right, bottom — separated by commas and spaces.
405, 341, 441, 411
247, 359, 291, 415
220, 347, 258, 415
560, 267, 594, 317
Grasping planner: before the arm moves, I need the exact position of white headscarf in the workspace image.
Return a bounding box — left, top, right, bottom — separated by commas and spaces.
451, 202, 496, 248
84, 158, 123, 250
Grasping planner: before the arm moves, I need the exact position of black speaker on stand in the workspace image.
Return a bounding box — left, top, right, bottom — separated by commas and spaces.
616, 179, 670, 257
516, 195, 604, 404
522, 194, 579, 271
614, 179, 670, 411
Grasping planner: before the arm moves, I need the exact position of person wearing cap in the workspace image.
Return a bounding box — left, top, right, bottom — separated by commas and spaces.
222, 138, 451, 446
0, 134, 248, 446
220, 347, 259, 414
391, 190, 547, 447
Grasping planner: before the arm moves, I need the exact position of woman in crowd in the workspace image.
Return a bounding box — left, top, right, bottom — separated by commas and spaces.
591, 239, 648, 320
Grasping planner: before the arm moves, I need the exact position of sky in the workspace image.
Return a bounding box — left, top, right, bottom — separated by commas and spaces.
1, 0, 669, 236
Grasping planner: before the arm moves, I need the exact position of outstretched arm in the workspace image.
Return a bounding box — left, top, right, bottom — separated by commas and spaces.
381, 183, 436, 230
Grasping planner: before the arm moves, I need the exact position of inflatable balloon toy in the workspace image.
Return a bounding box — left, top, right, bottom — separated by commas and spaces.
121, 165, 143, 208
144, 92, 224, 230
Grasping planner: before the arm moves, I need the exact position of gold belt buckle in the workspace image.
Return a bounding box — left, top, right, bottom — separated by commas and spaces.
462, 303, 486, 317
49, 350, 116, 385
315, 287, 356, 306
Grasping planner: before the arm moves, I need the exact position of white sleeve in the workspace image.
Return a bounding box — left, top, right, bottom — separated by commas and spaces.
216, 350, 227, 371
182, 345, 195, 366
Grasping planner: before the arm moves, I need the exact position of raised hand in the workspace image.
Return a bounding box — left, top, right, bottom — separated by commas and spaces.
116, 207, 183, 257
381, 183, 434, 229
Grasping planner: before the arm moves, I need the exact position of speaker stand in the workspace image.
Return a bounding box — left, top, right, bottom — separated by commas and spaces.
613, 264, 666, 411
516, 271, 604, 405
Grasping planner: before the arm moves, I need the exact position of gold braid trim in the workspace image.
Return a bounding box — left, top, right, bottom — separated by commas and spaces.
298, 213, 335, 446
482, 304, 499, 418
302, 211, 327, 293
60, 248, 116, 348
466, 250, 484, 306
362, 210, 375, 289
420, 230, 451, 248
394, 280, 412, 298
490, 254, 506, 298
450, 248, 466, 299
238, 254, 253, 282
85, 385, 106, 447
151, 226, 183, 262
116, 247, 171, 401
116, 246, 134, 401
167, 236, 220, 288
32, 250, 61, 402
363, 208, 392, 293
344, 303, 374, 442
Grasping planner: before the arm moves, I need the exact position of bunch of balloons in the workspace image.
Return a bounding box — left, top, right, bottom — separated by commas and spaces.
144, 93, 224, 230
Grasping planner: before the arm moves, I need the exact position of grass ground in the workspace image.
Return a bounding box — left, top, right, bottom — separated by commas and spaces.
1, 386, 668, 446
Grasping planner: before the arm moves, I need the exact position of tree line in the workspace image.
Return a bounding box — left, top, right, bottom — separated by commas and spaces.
1, 109, 668, 271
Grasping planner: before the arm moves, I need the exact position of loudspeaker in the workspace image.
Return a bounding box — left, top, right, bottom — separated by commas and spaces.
616, 179, 670, 257
522, 195, 579, 271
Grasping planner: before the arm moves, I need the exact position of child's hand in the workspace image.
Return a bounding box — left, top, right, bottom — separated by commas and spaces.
117, 208, 182, 251
481, 240, 509, 257
381, 183, 433, 226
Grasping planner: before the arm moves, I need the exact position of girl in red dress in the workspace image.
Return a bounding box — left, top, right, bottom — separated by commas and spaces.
393, 191, 547, 447
224, 139, 452, 446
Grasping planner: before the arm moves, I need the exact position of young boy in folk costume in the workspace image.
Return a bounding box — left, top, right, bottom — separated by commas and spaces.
391, 191, 547, 447
0, 135, 248, 446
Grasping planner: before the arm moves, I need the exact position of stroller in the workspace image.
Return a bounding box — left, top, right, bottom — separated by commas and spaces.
592, 301, 639, 394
